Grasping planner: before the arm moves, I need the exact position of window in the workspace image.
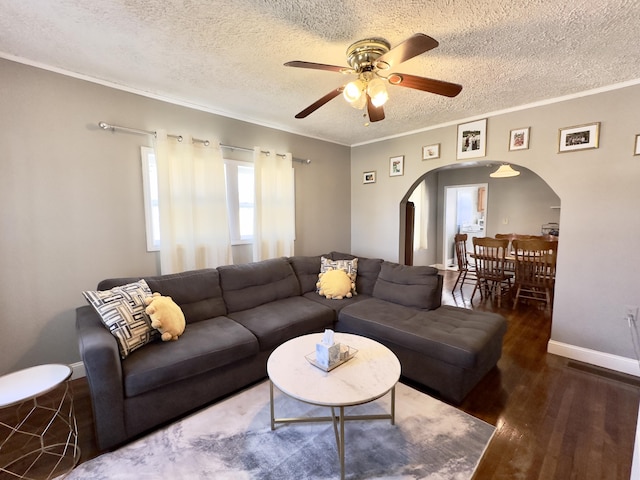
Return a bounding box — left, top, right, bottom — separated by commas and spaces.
141, 147, 160, 251
224, 160, 254, 244
141, 148, 254, 251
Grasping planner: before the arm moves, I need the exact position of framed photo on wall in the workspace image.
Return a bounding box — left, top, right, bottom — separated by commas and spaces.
363, 171, 376, 184
389, 155, 404, 176
422, 144, 440, 160
558, 122, 600, 153
634, 134, 640, 155
457, 119, 487, 160
509, 127, 530, 151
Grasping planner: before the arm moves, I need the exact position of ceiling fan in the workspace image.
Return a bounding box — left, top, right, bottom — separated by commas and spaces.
285, 33, 463, 123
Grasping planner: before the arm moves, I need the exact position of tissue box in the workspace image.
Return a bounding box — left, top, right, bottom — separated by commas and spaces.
316, 342, 341, 368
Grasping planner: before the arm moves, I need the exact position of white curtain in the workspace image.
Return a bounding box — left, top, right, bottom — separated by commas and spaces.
410, 180, 429, 250
154, 130, 232, 274
252, 148, 295, 261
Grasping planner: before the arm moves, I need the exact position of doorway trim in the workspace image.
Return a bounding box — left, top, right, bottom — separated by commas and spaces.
443, 183, 488, 270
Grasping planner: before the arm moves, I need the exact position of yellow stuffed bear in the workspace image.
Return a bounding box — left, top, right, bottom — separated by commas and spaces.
316, 269, 354, 300
144, 293, 186, 341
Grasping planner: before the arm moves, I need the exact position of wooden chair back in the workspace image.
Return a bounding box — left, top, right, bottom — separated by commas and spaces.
494, 233, 515, 241
452, 233, 477, 293
495, 233, 536, 253
472, 236, 513, 307
512, 239, 557, 310
454, 233, 469, 270
472, 237, 510, 282
535, 234, 559, 242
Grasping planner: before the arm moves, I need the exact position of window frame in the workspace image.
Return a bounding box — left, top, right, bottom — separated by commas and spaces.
140, 149, 256, 251
224, 158, 254, 245
140, 146, 160, 252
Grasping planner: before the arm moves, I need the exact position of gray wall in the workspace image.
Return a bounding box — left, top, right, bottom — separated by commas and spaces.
436, 166, 560, 239
351, 83, 640, 367
407, 166, 560, 267
0, 59, 350, 374
3, 55, 640, 377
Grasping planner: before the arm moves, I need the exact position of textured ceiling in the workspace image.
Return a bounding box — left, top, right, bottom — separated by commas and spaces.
2, 0, 640, 146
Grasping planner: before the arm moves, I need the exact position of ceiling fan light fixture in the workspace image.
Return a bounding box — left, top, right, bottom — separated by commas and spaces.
490, 164, 521, 178
286, 33, 462, 120
351, 93, 367, 110
343, 79, 365, 104
367, 78, 388, 107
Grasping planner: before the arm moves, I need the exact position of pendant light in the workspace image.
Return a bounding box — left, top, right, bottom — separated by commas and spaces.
490, 164, 520, 178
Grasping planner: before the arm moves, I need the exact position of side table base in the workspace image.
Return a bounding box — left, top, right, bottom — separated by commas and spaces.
0, 381, 80, 480
270, 381, 396, 480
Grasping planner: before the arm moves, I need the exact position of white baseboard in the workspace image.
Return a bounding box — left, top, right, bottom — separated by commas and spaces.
547, 340, 640, 377
548, 340, 640, 478
70, 361, 86, 380
432, 263, 457, 271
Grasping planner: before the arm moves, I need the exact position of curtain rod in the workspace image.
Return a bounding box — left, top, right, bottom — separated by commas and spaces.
98, 121, 311, 164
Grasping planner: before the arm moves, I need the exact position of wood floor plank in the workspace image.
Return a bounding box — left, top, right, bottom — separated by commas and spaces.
446, 271, 640, 480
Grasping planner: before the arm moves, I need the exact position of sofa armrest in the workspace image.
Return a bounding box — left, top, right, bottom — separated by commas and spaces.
76, 305, 127, 450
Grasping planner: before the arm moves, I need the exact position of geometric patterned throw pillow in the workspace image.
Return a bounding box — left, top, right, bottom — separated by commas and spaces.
82, 279, 159, 359
318, 256, 358, 295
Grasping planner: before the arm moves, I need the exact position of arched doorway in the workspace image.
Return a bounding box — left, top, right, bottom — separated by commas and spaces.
400, 163, 560, 268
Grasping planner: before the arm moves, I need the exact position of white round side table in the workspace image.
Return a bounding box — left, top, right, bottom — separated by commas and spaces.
0, 364, 80, 479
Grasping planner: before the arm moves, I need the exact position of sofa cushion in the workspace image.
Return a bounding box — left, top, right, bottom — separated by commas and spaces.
337, 301, 507, 369
83, 279, 159, 359
218, 257, 301, 313
227, 296, 335, 350
288, 255, 322, 293
372, 262, 441, 310
122, 316, 259, 397
328, 252, 383, 296
97, 269, 226, 324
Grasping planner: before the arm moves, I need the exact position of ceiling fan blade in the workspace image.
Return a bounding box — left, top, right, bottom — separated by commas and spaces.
388, 73, 463, 97
284, 61, 346, 73
366, 94, 385, 122
294, 87, 344, 119
376, 33, 439, 69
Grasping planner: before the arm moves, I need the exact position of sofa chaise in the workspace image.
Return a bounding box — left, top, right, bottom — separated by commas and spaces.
76, 252, 507, 451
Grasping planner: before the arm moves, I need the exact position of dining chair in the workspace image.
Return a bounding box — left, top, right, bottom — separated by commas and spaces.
535, 234, 559, 242
495, 233, 537, 272
495, 233, 516, 271
472, 237, 513, 307
452, 233, 478, 294
511, 238, 557, 312
494, 233, 515, 242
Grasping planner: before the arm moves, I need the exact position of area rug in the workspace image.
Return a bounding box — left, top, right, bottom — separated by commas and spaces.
64, 381, 494, 479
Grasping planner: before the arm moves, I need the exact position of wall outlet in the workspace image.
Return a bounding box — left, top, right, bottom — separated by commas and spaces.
502, 217, 509, 225
625, 305, 639, 323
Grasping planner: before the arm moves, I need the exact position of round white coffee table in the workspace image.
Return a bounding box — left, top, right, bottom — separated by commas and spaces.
267, 332, 401, 480
0, 364, 80, 480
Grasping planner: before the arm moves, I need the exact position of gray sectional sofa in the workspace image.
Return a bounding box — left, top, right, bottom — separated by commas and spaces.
76, 252, 507, 451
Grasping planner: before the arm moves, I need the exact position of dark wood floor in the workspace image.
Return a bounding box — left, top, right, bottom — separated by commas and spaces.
2, 270, 639, 479
441, 270, 640, 480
